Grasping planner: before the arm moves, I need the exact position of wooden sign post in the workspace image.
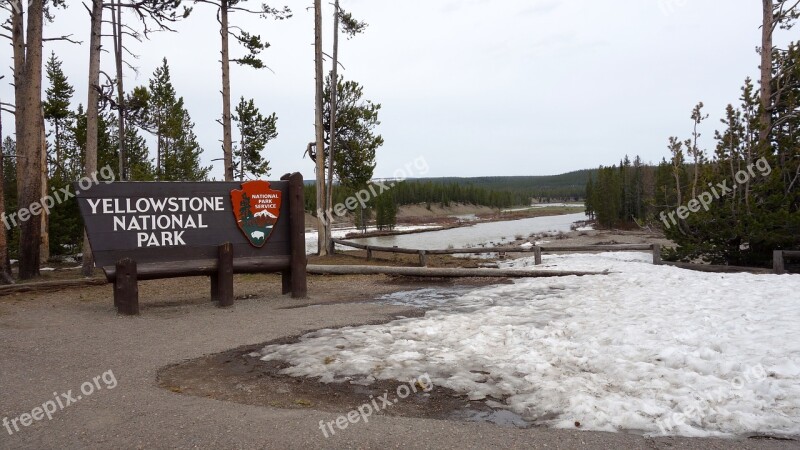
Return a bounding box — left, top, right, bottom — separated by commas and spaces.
76, 173, 307, 315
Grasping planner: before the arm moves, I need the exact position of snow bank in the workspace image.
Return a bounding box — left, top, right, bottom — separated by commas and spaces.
257, 252, 800, 438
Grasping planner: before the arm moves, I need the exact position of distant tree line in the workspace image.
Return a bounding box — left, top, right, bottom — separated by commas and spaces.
304, 178, 532, 216
586, 2, 800, 267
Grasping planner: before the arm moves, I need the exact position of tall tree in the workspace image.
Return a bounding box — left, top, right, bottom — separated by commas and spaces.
82, 0, 103, 276
322, 76, 383, 231
325, 3, 367, 252
233, 97, 277, 180
43, 52, 74, 180
686, 102, 708, 200
133, 59, 210, 181
0, 105, 13, 284
323, 76, 383, 189
106, 0, 190, 180
760, 1, 799, 151
193, 0, 290, 181
313, 0, 326, 254
10, 0, 45, 279
761, 0, 775, 146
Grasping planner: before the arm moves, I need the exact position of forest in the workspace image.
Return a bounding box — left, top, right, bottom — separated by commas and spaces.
585, 2, 799, 267
1, 0, 386, 278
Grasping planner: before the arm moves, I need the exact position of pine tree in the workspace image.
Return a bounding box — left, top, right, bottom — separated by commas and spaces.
165, 109, 209, 181
233, 97, 277, 180
584, 177, 595, 218
323, 75, 383, 190
108, 117, 153, 181
43, 52, 74, 181
132, 59, 210, 181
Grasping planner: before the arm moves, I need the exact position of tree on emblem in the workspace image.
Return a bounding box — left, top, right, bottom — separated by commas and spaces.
239, 193, 253, 227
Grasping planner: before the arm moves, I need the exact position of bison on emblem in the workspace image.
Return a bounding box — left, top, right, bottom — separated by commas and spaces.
230, 180, 282, 248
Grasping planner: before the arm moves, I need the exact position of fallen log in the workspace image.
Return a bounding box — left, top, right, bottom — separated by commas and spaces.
661, 261, 774, 275
307, 264, 609, 278
0, 278, 108, 297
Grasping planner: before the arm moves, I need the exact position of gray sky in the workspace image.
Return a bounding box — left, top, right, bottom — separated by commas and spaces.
1, 0, 782, 180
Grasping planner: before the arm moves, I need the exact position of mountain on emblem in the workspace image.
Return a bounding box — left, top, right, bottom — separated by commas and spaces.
230, 180, 282, 248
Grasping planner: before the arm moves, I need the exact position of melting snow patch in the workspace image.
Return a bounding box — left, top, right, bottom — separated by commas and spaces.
258, 252, 800, 438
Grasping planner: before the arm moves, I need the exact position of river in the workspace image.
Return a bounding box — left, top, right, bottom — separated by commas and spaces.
344, 212, 587, 250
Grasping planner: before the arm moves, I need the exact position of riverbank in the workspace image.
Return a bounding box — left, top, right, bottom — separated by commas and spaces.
304, 202, 585, 231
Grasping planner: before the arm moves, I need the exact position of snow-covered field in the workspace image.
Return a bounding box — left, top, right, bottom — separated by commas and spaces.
258, 252, 800, 438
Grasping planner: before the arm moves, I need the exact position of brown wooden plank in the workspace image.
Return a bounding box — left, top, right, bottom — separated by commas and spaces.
102, 255, 291, 281
114, 258, 139, 316
774, 250, 786, 275
662, 261, 774, 274
307, 265, 610, 278
652, 243, 662, 265
332, 239, 653, 255
0, 278, 107, 297
287, 173, 308, 299
216, 243, 234, 307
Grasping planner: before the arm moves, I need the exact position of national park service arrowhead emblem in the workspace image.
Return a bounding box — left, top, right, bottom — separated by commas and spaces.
230, 180, 282, 248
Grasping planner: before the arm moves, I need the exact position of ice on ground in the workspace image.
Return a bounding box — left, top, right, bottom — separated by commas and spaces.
258, 252, 800, 438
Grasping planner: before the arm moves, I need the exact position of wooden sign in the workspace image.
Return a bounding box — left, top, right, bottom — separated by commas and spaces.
230, 180, 282, 248
76, 173, 307, 315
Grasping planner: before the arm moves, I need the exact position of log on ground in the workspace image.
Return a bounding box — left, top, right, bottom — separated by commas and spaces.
307, 265, 609, 278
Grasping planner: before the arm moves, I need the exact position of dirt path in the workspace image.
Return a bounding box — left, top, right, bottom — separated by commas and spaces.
0, 272, 794, 449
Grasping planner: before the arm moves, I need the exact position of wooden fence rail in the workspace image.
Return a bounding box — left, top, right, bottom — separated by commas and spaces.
774, 250, 800, 275
331, 239, 661, 267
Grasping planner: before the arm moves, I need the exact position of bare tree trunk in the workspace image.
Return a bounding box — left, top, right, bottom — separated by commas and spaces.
16, 0, 44, 280
220, 2, 234, 182
760, 0, 774, 148
325, 0, 340, 254
112, 1, 126, 180
0, 103, 14, 284
82, 0, 103, 277
240, 134, 245, 180
314, 0, 328, 255
40, 109, 49, 264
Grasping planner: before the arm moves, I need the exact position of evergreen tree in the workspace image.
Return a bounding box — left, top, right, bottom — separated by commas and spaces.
43, 52, 74, 181
322, 75, 383, 190
585, 177, 595, 218
233, 97, 277, 180
108, 118, 154, 181
132, 59, 210, 181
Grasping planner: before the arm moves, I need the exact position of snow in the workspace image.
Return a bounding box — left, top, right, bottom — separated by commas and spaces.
257, 252, 800, 438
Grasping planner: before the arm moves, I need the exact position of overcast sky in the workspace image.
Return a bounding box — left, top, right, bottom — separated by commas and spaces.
0, 0, 784, 180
